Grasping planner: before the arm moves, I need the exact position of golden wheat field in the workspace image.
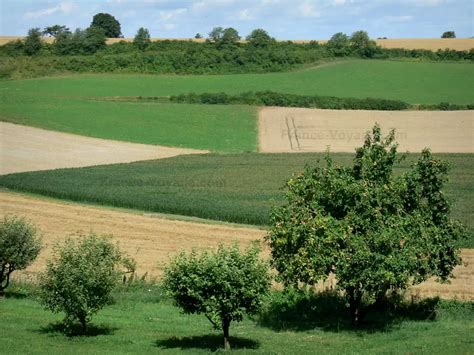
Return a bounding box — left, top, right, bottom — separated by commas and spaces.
1, 36, 472, 50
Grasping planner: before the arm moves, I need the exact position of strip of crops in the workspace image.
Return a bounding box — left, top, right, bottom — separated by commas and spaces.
0, 153, 472, 247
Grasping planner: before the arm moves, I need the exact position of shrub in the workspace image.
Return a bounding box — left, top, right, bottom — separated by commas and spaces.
163, 243, 271, 350
39, 234, 127, 331
266, 124, 465, 324
0, 216, 41, 296
170, 91, 410, 111
24, 28, 43, 56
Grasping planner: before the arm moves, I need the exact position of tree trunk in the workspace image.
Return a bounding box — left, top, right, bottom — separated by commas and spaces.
222, 318, 231, 351
79, 316, 87, 333
348, 288, 362, 325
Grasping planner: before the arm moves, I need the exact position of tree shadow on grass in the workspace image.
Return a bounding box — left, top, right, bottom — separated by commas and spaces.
155, 334, 260, 352
38, 322, 118, 337
258, 290, 440, 333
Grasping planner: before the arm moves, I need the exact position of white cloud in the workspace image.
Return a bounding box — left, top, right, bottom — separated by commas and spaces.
332, 0, 346, 5
159, 8, 187, 21
297, 1, 321, 18
238, 9, 254, 20
24, 1, 76, 19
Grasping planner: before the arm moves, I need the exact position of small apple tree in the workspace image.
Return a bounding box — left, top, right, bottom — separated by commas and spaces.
39, 234, 126, 331
163, 243, 271, 350
266, 124, 465, 324
0, 215, 41, 296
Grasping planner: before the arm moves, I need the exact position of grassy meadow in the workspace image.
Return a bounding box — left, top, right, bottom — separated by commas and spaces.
1, 283, 473, 354
2, 60, 474, 103
1, 60, 473, 152
1, 153, 472, 246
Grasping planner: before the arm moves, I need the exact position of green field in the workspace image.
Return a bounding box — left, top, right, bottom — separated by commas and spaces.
1, 153, 472, 246
2, 60, 474, 103
1, 284, 473, 354
1, 60, 473, 152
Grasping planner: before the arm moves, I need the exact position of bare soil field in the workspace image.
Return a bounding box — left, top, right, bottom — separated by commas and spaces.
0, 122, 206, 175
1, 36, 472, 50
259, 107, 474, 153
1, 191, 472, 300
0, 191, 263, 279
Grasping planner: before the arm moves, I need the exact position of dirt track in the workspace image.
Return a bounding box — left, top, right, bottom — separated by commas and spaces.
0, 122, 206, 175
1, 191, 472, 300
259, 107, 474, 153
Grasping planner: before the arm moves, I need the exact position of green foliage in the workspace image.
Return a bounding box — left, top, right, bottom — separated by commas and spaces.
52, 27, 106, 55
133, 27, 151, 51
327, 32, 350, 56
246, 29, 275, 48
221, 27, 240, 44
24, 28, 43, 56
163, 243, 271, 349
170, 91, 411, 110
208, 27, 224, 42
39, 234, 125, 330
91, 13, 121, 38
350, 30, 378, 58
0, 216, 41, 296
43, 25, 69, 38
266, 125, 466, 323
441, 31, 456, 38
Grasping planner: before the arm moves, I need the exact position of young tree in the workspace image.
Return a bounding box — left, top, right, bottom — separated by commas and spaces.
91, 13, 122, 38
441, 31, 456, 38
208, 26, 224, 42
133, 27, 151, 50
195, 33, 203, 39
24, 28, 43, 55
43, 25, 69, 37
246, 28, 275, 47
350, 30, 378, 58
163, 243, 271, 350
39, 234, 126, 331
326, 32, 350, 56
0, 216, 41, 296
83, 26, 107, 54
221, 27, 240, 44
266, 124, 465, 324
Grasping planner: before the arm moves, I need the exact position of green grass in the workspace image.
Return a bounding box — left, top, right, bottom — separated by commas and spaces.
0, 95, 257, 152
1, 60, 472, 151
2, 60, 473, 104
1, 153, 472, 247
1, 283, 473, 354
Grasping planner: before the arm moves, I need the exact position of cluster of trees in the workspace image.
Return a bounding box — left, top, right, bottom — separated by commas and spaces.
1, 129, 466, 348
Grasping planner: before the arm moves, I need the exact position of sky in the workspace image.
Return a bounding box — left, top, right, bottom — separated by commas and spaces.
0, 0, 472, 39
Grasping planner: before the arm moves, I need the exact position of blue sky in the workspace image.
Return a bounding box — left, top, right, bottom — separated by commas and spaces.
0, 0, 472, 39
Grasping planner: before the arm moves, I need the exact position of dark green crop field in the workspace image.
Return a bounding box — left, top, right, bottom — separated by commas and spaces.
1, 152, 472, 246
1, 283, 473, 354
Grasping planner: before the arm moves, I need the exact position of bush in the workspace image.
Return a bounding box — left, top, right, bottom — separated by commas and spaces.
170, 91, 410, 110
0, 216, 41, 296
39, 234, 127, 331
163, 243, 271, 350
24, 28, 43, 56
266, 125, 466, 324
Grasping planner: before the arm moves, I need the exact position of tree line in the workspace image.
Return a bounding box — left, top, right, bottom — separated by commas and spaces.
0, 13, 472, 79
